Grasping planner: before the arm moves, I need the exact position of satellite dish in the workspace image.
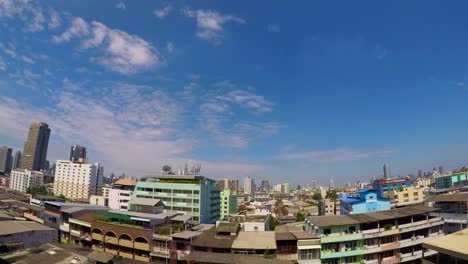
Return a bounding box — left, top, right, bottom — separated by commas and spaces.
162, 165, 172, 173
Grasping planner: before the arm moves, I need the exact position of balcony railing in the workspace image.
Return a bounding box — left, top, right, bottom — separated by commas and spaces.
362, 244, 380, 254
105, 236, 118, 245
119, 239, 133, 248
362, 228, 380, 238
320, 248, 362, 259
119, 252, 134, 259
59, 223, 70, 232
399, 235, 424, 248
134, 255, 150, 262
92, 233, 103, 241
399, 250, 423, 262
363, 259, 379, 264
380, 242, 399, 252
134, 241, 150, 251
320, 232, 362, 243
381, 256, 398, 264
70, 229, 81, 237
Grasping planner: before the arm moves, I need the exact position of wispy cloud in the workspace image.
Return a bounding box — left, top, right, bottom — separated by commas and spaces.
182, 8, 245, 45
54, 17, 163, 74
216, 89, 273, 113
21, 55, 35, 64
267, 24, 280, 33
154, 4, 172, 19
48, 9, 61, 29
0, 0, 59, 32
115, 2, 126, 10
278, 148, 393, 163
166, 41, 175, 53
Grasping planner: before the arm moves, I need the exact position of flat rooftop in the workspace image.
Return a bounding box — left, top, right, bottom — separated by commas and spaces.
423, 228, 468, 261
426, 192, 468, 202
306, 205, 439, 227
232, 231, 277, 250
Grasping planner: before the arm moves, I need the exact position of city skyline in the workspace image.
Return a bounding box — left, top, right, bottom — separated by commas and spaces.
2, 1, 468, 184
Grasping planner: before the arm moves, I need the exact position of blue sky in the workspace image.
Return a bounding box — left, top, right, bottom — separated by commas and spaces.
1, 1, 468, 186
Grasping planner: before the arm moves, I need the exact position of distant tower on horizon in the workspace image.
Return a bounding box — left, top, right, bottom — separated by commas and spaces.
244, 176, 254, 194
12, 150, 22, 170
418, 169, 423, 178
21, 122, 51, 171
69, 144, 87, 163
0, 146, 13, 174
438, 166, 444, 174
329, 179, 335, 189
383, 163, 390, 179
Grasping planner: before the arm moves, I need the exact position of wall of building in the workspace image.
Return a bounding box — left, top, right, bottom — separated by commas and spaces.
385, 186, 425, 204
0, 229, 57, 248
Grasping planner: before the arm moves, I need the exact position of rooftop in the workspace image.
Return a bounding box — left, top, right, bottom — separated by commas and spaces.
113, 178, 137, 186
191, 228, 236, 249
426, 192, 468, 202
216, 222, 239, 233
0, 221, 55, 236
129, 197, 162, 206
423, 228, 468, 261
184, 251, 292, 264
100, 209, 167, 220
306, 205, 439, 227
170, 230, 202, 240
232, 231, 277, 250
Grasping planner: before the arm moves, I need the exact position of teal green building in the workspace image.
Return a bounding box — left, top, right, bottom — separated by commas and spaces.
435, 173, 468, 189
132, 175, 220, 224
220, 189, 238, 220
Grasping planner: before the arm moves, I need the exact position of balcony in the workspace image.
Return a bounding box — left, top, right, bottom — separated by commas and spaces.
59, 223, 70, 232
105, 248, 118, 255
320, 248, 362, 259
399, 235, 424, 248
380, 228, 399, 236
134, 255, 150, 262
399, 250, 423, 262
119, 252, 134, 259
92, 233, 103, 241
152, 247, 170, 257
362, 228, 380, 239
70, 229, 81, 237
320, 232, 362, 243
177, 250, 190, 260
363, 259, 379, 264
134, 242, 150, 251
362, 244, 380, 254
399, 219, 442, 233
424, 249, 438, 257
381, 256, 398, 264
105, 236, 118, 245
380, 242, 399, 252
119, 239, 133, 248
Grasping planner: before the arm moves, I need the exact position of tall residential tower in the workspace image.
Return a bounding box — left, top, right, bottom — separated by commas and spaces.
21, 122, 51, 171
69, 145, 87, 163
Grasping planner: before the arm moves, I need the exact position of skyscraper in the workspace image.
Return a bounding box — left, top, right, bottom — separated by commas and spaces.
12, 150, 22, 170
244, 176, 254, 194
69, 144, 87, 163
438, 166, 444, 174
261, 180, 270, 192
21, 122, 51, 171
0, 146, 12, 174
383, 163, 390, 179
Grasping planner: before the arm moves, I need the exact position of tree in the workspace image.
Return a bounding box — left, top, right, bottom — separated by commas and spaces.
58, 194, 66, 199
296, 211, 305, 222
269, 216, 277, 231
312, 192, 322, 201
326, 190, 339, 201
263, 247, 272, 258
26, 186, 50, 196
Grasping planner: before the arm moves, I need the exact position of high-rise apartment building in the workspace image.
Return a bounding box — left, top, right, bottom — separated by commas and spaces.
216, 178, 239, 193
220, 189, 238, 220
10, 169, 44, 193
261, 180, 270, 192
53, 160, 104, 200
0, 146, 12, 174
21, 122, 51, 171
108, 178, 136, 211
69, 145, 87, 163
244, 176, 254, 194
383, 163, 390, 179
132, 174, 220, 224
12, 150, 22, 170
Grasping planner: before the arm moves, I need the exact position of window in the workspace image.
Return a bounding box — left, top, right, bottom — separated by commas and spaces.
254, 226, 258, 231
324, 229, 331, 235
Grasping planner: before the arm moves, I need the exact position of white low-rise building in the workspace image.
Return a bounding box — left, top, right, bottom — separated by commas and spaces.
53, 160, 104, 200
9, 169, 44, 193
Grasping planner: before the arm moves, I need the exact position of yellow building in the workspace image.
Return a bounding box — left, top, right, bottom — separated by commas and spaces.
384, 186, 425, 205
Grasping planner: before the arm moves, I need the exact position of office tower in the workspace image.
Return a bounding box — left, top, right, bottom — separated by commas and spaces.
53, 160, 104, 200
21, 122, 51, 171
44, 160, 50, 172
383, 163, 390, 179
261, 180, 270, 192
216, 178, 239, 193
132, 174, 220, 224
12, 150, 22, 170
10, 169, 44, 193
418, 169, 422, 178
438, 166, 444, 174
244, 176, 254, 194
69, 144, 87, 163
0, 146, 12, 174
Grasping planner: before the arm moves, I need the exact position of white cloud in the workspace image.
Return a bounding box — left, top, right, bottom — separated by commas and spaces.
182, 8, 245, 45
0, 0, 51, 32
153, 4, 172, 19
115, 2, 126, 10
278, 148, 393, 163
267, 24, 280, 33
166, 41, 174, 53
0, 87, 268, 178
216, 89, 273, 113
21, 55, 35, 64
48, 9, 61, 29
53, 17, 89, 43
9, 69, 40, 89
55, 17, 163, 74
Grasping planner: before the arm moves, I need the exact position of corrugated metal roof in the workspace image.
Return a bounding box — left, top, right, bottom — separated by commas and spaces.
129, 197, 161, 206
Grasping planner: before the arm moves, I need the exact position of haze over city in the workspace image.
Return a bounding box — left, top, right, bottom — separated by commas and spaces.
2, 1, 468, 185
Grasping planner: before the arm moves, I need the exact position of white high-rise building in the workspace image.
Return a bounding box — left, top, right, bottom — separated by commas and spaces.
244, 176, 254, 194
108, 178, 136, 211
10, 169, 44, 193
53, 160, 104, 200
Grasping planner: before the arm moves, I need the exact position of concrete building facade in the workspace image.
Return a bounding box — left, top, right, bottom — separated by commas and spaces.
132, 175, 220, 224
0, 146, 12, 175
220, 189, 238, 220
340, 189, 391, 215
9, 169, 44, 193
53, 160, 104, 200
384, 186, 426, 206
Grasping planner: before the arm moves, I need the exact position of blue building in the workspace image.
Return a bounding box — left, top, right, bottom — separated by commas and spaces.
340, 189, 391, 215
372, 178, 413, 196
